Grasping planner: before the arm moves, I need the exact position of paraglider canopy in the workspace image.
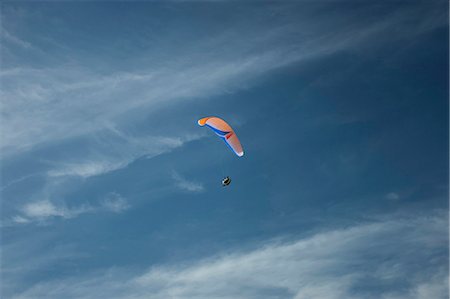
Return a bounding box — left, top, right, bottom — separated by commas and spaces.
197, 116, 244, 157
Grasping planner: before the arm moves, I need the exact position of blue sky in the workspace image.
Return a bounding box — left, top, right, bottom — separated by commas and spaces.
1, 1, 448, 298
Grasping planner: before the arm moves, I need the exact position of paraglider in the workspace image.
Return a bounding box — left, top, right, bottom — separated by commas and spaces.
222, 176, 231, 186
197, 116, 244, 186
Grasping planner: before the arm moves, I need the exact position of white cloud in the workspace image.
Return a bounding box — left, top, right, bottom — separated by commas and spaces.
13, 193, 129, 224
22, 200, 67, 218
380, 270, 448, 299
172, 172, 204, 193
20, 199, 92, 221
45, 134, 189, 179
11, 215, 30, 224
9, 211, 448, 299
47, 161, 126, 178
101, 193, 129, 213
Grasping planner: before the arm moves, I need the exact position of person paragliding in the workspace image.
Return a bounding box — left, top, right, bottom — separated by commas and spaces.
197, 116, 244, 186
222, 176, 231, 187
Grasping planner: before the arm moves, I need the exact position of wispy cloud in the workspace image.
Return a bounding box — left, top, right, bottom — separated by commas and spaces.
10, 215, 30, 224
18, 200, 93, 222
100, 192, 129, 213
8, 211, 448, 299
44, 134, 189, 179
172, 172, 204, 193
3, 132, 189, 227
46, 161, 128, 179
1, 27, 32, 49
11, 192, 129, 225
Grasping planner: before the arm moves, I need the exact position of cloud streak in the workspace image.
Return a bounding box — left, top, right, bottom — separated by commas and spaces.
20, 199, 90, 220
172, 172, 204, 193
11, 192, 129, 225
8, 211, 448, 299
45, 133, 188, 179
100, 192, 129, 213
1, 27, 32, 49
